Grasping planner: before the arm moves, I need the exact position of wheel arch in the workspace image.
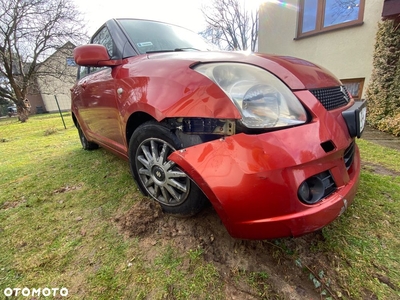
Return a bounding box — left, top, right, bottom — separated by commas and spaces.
71, 112, 78, 127
128, 120, 210, 215
125, 111, 157, 146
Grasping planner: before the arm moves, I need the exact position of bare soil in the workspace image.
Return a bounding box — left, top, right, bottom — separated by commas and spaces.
114, 199, 330, 299
113, 126, 399, 299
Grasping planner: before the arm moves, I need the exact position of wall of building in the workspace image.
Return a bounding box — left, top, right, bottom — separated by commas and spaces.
27, 93, 44, 114
41, 94, 71, 112
258, 0, 384, 98
35, 43, 77, 113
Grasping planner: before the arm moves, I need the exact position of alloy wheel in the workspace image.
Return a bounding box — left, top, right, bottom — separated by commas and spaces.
135, 138, 190, 206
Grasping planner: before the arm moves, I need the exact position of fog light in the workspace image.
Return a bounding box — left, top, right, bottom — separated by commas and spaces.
298, 176, 325, 204
298, 181, 311, 202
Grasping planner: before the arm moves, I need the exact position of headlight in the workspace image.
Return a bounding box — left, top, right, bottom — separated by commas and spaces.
193, 63, 307, 129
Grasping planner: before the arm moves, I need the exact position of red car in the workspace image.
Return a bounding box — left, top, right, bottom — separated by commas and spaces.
71, 18, 366, 239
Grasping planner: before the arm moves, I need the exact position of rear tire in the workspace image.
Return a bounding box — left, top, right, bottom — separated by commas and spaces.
129, 121, 208, 216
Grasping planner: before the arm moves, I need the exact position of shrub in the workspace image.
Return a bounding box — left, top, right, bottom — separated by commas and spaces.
366, 20, 400, 136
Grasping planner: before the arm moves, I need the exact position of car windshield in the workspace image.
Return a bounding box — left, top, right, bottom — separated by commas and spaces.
117, 19, 215, 54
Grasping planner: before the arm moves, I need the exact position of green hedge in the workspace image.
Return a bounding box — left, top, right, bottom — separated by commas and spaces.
366, 20, 400, 136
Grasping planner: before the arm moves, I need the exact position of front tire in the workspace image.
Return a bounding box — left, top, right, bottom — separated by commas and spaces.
129, 122, 208, 216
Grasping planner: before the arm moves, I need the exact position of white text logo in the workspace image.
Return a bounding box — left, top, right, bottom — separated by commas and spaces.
3, 287, 68, 297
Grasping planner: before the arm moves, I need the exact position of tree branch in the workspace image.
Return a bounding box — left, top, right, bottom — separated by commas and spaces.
201, 0, 258, 51
0, 0, 87, 120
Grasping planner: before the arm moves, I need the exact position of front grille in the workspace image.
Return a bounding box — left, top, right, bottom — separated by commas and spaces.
309, 86, 350, 110
344, 141, 355, 170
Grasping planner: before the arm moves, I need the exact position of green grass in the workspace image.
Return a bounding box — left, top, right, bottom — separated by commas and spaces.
0, 115, 399, 299
0, 114, 222, 299
276, 138, 400, 299
323, 140, 400, 299
320, 170, 400, 299
357, 138, 400, 172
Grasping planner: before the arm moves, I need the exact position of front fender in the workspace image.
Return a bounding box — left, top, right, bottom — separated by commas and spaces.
114, 60, 242, 122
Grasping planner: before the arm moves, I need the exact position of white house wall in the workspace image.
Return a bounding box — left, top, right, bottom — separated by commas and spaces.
36, 43, 77, 112
258, 0, 384, 98
41, 94, 71, 112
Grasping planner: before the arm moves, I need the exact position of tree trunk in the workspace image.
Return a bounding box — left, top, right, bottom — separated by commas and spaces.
15, 99, 30, 123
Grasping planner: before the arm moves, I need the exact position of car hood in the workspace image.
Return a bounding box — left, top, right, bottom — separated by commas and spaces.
146, 51, 341, 90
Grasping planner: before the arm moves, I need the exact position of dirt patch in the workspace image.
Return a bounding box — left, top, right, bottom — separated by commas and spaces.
114, 198, 343, 299
53, 184, 83, 194
114, 199, 163, 237
112, 127, 400, 299
362, 161, 400, 177
1, 198, 27, 210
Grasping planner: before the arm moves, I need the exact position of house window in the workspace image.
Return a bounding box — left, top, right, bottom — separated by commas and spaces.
341, 78, 364, 100
298, 0, 365, 38
66, 57, 76, 66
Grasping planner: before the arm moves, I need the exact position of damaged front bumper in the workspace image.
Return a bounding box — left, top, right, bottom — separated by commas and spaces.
169, 114, 361, 240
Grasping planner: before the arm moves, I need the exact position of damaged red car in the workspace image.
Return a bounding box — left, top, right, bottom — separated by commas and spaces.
71, 18, 366, 239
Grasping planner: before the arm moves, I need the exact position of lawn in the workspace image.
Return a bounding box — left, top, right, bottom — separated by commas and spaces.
0, 114, 399, 299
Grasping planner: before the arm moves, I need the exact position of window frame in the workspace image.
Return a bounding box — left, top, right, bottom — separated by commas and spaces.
91, 26, 115, 58
83, 25, 117, 76
297, 0, 365, 39
341, 78, 365, 100
77, 66, 89, 80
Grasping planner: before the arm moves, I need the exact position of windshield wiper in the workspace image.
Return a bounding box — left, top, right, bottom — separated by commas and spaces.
146, 47, 201, 54
174, 47, 201, 51
146, 49, 174, 54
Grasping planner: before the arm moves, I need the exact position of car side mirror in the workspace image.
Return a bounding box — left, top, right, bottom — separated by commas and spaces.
73, 44, 123, 67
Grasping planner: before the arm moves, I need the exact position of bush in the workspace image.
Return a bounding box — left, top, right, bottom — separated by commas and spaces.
366, 20, 400, 136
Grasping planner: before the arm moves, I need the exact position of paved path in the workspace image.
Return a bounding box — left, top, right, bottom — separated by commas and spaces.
361, 126, 400, 151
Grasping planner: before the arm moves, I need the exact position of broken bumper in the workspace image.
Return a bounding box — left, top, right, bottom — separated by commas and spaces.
169, 118, 361, 240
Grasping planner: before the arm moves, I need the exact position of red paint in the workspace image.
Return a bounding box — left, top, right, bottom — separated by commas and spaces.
169, 113, 360, 239
71, 22, 361, 239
